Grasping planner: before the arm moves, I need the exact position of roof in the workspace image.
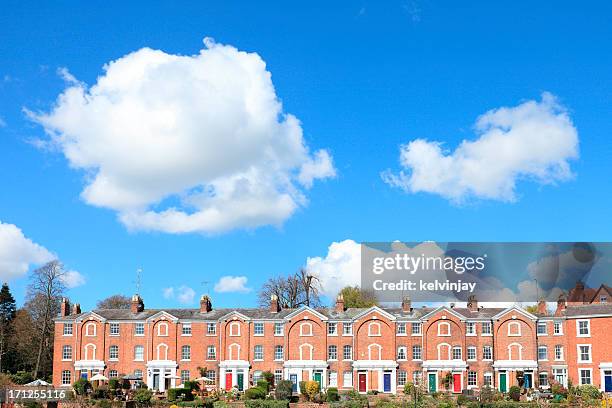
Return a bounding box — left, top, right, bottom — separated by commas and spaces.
563, 303, 612, 317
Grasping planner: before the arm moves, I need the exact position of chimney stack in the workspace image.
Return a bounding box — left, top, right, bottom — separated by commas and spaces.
131, 294, 144, 314
402, 296, 412, 313
71, 303, 81, 315
200, 295, 212, 313
555, 293, 567, 316
270, 295, 280, 313
335, 294, 345, 313
537, 299, 547, 315
467, 295, 478, 312
61, 298, 70, 317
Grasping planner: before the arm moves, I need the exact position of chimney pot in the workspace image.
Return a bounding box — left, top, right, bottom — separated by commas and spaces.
467, 295, 478, 312
71, 303, 81, 315
335, 293, 345, 313
131, 294, 144, 314
61, 298, 70, 317
537, 299, 547, 315
402, 296, 412, 313
270, 294, 280, 313
200, 295, 212, 313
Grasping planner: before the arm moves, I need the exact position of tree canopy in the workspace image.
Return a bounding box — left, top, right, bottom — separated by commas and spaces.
338, 286, 378, 308
97, 294, 131, 309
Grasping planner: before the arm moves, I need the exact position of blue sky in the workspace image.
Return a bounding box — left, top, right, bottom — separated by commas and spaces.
0, 1, 611, 310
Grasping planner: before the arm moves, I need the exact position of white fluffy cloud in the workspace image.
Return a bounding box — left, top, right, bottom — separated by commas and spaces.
29, 38, 335, 234
382, 93, 579, 202
60, 270, 86, 288
214, 275, 251, 293
305, 239, 362, 297
0, 221, 54, 281
162, 285, 196, 304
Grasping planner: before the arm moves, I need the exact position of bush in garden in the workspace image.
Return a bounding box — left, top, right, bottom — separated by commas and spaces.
73, 378, 92, 396
97, 400, 112, 408
304, 381, 320, 401
262, 372, 274, 386
108, 378, 120, 390
509, 386, 521, 402
299, 381, 307, 397
244, 387, 267, 400
327, 387, 339, 402
92, 385, 110, 399
134, 388, 154, 404
213, 401, 229, 408
245, 401, 289, 408
257, 379, 270, 393
168, 388, 195, 402
10, 371, 34, 385
274, 380, 293, 401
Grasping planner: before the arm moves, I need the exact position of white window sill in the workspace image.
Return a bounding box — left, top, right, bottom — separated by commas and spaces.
343, 334, 353, 337
538, 333, 548, 336
578, 360, 592, 364
181, 334, 192, 337
274, 334, 284, 337
253, 359, 264, 362
577, 334, 591, 338
134, 334, 145, 337
206, 333, 217, 336
274, 359, 283, 362
109, 358, 119, 362
63, 334, 73, 337
343, 359, 353, 362
181, 359, 191, 362
482, 334, 492, 337
328, 334, 338, 337
467, 359, 477, 362
553, 333, 563, 336
206, 359, 217, 362
412, 359, 422, 362
134, 359, 144, 362
396, 333, 407, 337
369, 334, 381, 337
254, 334, 264, 337
411, 333, 422, 336
62, 359, 72, 362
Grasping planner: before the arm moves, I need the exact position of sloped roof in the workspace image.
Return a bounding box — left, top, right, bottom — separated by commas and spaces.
563, 303, 612, 317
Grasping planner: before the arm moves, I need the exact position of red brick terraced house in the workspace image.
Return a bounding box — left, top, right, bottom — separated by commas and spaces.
52, 292, 612, 394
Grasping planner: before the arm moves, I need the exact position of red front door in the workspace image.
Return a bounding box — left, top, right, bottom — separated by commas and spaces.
225, 372, 233, 390
358, 373, 367, 392
453, 374, 461, 393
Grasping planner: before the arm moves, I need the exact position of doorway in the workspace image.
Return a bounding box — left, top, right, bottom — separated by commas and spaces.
524, 373, 532, 389
428, 373, 437, 393
225, 372, 233, 390
358, 373, 367, 393
237, 373, 244, 391
453, 374, 461, 393
383, 373, 391, 393
290, 374, 298, 393
604, 370, 612, 392
313, 372, 322, 388
499, 373, 507, 393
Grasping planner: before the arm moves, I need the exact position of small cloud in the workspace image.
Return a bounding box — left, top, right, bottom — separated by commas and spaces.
0, 221, 55, 282
214, 276, 252, 294
162, 287, 174, 299
57, 67, 79, 85
162, 285, 195, 304
0, 117, 5, 128
61, 270, 86, 288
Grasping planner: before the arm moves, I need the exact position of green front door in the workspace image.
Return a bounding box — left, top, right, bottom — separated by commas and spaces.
237, 373, 244, 391
313, 372, 322, 388
499, 373, 507, 393
428, 373, 437, 393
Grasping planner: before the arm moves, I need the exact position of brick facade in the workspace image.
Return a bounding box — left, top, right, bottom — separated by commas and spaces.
52, 294, 612, 394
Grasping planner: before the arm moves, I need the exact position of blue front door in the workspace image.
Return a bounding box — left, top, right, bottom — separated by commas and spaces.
524, 374, 531, 389
384, 373, 391, 392
290, 374, 298, 392
605, 372, 612, 392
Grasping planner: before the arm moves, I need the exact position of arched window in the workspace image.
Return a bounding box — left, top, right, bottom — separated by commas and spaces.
438, 322, 451, 336
508, 343, 522, 360
62, 345, 72, 360
84, 343, 96, 360
508, 322, 521, 336
300, 322, 313, 336
368, 322, 381, 336
228, 343, 240, 360
299, 343, 313, 360
229, 322, 240, 336
157, 322, 169, 337
397, 346, 407, 360
437, 343, 451, 360
368, 344, 382, 360
85, 322, 96, 336
157, 343, 168, 360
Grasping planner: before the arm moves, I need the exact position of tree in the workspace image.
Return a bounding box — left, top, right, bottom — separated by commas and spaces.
258, 269, 321, 308
28, 260, 66, 378
524, 304, 539, 314
97, 295, 131, 309
0, 283, 16, 372
338, 286, 378, 308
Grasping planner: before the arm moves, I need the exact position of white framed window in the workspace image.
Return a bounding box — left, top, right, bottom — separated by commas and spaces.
85, 322, 96, 336
181, 370, 190, 383
484, 372, 492, 387
229, 321, 240, 336
253, 371, 262, 384
343, 371, 353, 387
134, 369, 143, 379
109, 345, 119, 360
412, 344, 422, 360
396, 323, 406, 335
538, 346, 548, 361
110, 323, 120, 336
274, 323, 284, 336
207, 345, 216, 360
328, 322, 337, 335
157, 322, 168, 337
206, 370, 216, 384
343, 345, 352, 360
328, 371, 338, 387
328, 345, 338, 360
577, 320, 590, 337
63, 323, 73, 336
182, 323, 192, 336
207, 323, 216, 335
62, 345, 72, 360
537, 322, 547, 335
109, 370, 118, 378
368, 322, 381, 336
452, 346, 462, 360
508, 321, 521, 336
343, 323, 352, 335
466, 322, 476, 335
254, 322, 264, 336
134, 345, 144, 361
134, 323, 145, 336
578, 344, 591, 363
254, 345, 264, 360
539, 372, 549, 387
579, 368, 592, 385
411, 322, 422, 335
483, 345, 492, 361
467, 346, 476, 361
61, 370, 71, 385
398, 370, 407, 386
275, 345, 283, 360
555, 345, 564, 361
181, 345, 191, 361
413, 371, 422, 385
438, 322, 451, 336
157, 343, 168, 360
468, 371, 477, 387
397, 346, 407, 360
554, 321, 563, 335
481, 322, 492, 335
300, 322, 313, 336
274, 369, 283, 383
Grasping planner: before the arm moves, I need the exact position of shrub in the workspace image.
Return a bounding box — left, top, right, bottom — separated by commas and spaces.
134, 388, 154, 404
244, 387, 267, 400
509, 386, 521, 401
262, 371, 275, 386
92, 385, 110, 399
275, 380, 293, 400
551, 382, 568, 398
577, 384, 602, 400
73, 378, 92, 396
108, 378, 120, 390
245, 401, 289, 408
304, 381, 320, 401
257, 379, 270, 393
10, 371, 34, 385
97, 400, 112, 408
299, 381, 307, 397
457, 394, 469, 406
168, 388, 195, 402
213, 402, 228, 408
183, 381, 201, 391
327, 387, 339, 402
466, 402, 480, 408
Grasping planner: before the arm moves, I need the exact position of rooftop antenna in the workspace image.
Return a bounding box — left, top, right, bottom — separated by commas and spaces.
201, 280, 210, 296
134, 267, 143, 295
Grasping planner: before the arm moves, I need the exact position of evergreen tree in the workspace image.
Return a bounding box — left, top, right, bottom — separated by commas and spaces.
0, 282, 16, 372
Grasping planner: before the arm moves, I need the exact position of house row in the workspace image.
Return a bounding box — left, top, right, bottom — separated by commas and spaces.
52, 289, 612, 394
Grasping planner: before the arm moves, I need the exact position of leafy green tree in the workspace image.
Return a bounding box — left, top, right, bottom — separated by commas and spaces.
0, 283, 16, 372
339, 286, 378, 308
